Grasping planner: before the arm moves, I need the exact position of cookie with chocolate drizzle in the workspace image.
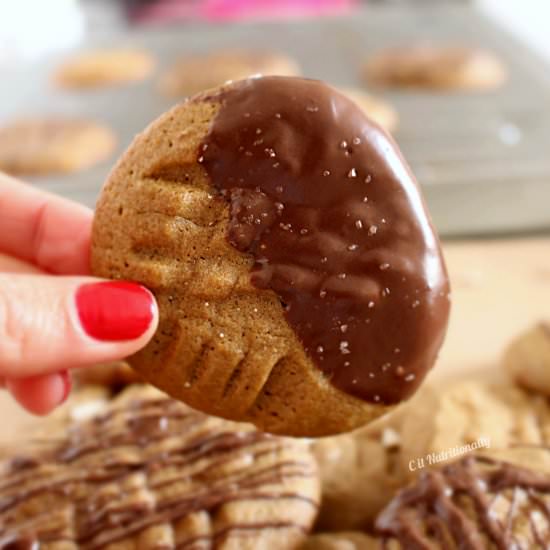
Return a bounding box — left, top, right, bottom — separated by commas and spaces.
92, 76, 450, 436
376, 447, 550, 549
0, 385, 319, 549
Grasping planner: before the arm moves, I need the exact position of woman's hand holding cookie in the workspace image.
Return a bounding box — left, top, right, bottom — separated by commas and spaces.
0, 173, 158, 415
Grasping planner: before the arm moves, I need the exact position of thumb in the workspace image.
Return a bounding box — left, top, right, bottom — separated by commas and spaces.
0, 274, 158, 378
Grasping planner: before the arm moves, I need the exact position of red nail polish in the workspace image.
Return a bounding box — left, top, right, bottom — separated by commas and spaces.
59, 370, 72, 404
76, 281, 155, 341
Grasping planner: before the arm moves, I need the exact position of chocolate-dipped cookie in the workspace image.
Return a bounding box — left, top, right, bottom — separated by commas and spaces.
92, 76, 450, 436
0, 385, 319, 549
376, 448, 550, 548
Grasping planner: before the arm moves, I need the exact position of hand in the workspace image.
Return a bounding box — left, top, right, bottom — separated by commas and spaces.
0, 173, 158, 414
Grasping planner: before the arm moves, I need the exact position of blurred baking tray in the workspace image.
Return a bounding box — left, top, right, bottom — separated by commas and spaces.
1, 2, 550, 237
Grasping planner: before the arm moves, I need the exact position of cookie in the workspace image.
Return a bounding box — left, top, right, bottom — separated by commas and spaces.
364, 46, 507, 91
158, 50, 301, 97
312, 414, 407, 531
0, 385, 319, 549
0, 118, 116, 176
504, 322, 550, 396
92, 76, 450, 437
73, 360, 141, 390
301, 532, 380, 550
398, 379, 550, 479
376, 448, 550, 548
54, 49, 155, 89
313, 377, 550, 532
339, 88, 398, 133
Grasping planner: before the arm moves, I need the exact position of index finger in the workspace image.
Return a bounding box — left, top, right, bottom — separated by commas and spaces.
0, 172, 93, 275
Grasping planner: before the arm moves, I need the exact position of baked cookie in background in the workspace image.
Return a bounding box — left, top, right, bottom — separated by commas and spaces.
0, 118, 116, 176
363, 45, 507, 91
375, 448, 550, 548
312, 414, 407, 531
311, 375, 550, 533
504, 321, 550, 396
338, 88, 398, 133
0, 385, 320, 549
92, 76, 450, 437
397, 378, 550, 476
53, 48, 156, 89
157, 50, 301, 97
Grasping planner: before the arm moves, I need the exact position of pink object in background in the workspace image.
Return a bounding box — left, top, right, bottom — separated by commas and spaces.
129, 0, 355, 24
203, 0, 356, 21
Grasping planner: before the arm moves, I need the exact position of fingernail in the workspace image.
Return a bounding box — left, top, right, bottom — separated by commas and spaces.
76, 281, 156, 341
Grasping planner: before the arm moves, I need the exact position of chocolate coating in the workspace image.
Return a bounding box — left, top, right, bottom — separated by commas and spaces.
201, 76, 450, 405
376, 453, 550, 549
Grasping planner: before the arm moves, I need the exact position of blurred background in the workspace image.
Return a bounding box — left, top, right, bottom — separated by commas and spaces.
0, 0, 550, 236
0, 0, 549, 391
2, 0, 550, 236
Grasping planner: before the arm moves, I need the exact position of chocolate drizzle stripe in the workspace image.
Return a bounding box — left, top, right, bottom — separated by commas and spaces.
200, 76, 450, 404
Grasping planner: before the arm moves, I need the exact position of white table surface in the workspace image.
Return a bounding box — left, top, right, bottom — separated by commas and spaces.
479, 0, 550, 60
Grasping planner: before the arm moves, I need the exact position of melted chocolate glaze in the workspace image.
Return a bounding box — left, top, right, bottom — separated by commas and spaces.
376, 454, 550, 549
0, 397, 317, 549
200, 76, 450, 404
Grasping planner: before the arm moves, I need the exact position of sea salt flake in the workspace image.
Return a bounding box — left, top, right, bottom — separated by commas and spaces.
340, 341, 350, 354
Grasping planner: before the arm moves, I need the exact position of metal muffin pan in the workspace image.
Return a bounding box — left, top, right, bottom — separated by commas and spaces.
2, 3, 550, 236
